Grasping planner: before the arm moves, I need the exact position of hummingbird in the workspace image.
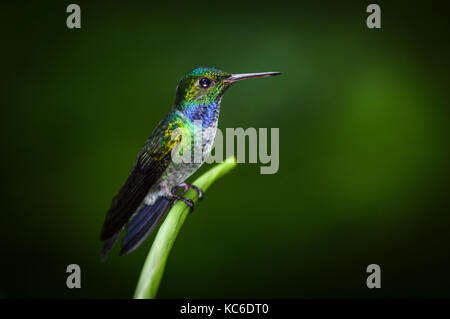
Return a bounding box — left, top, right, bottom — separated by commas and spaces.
100, 67, 281, 258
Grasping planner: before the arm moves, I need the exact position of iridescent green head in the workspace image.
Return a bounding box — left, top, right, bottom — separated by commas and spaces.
174, 67, 281, 108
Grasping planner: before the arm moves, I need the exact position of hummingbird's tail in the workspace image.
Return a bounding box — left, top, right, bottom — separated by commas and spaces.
101, 229, 122, 260
120, 196, 173, 256
100, 196, 173, 259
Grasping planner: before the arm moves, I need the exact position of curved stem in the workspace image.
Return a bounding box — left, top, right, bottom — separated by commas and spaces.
133, 156, 237, 299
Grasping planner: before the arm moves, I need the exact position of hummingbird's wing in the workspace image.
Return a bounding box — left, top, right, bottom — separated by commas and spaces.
100, 113, 189, 244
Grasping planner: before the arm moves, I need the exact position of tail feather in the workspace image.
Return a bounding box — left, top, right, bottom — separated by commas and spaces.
119, 196, 172, 256
127, 204, 155, 232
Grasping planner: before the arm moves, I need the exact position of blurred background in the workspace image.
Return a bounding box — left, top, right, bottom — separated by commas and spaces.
1, 1, 449, 298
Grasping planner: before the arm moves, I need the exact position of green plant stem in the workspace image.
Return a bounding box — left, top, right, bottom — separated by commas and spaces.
133, 156, 237, 299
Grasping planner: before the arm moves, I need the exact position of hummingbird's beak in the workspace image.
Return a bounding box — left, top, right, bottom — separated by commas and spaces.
224, 72, 281, 84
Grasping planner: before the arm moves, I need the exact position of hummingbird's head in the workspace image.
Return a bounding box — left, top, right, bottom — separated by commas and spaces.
174, 67, 281, 107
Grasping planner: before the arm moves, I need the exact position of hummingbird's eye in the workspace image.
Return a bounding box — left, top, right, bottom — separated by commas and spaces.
199, 77, 212, 88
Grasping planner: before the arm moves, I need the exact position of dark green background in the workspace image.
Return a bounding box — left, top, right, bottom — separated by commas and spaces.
1, 1, 449, 298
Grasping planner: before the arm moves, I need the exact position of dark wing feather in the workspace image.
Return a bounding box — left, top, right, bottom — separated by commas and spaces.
100, 153, 169, 240
100, 115, 185, 242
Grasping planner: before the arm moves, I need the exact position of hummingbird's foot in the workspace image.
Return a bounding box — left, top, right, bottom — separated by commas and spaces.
172, 183, 204, 201
168, 193, 195, 213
